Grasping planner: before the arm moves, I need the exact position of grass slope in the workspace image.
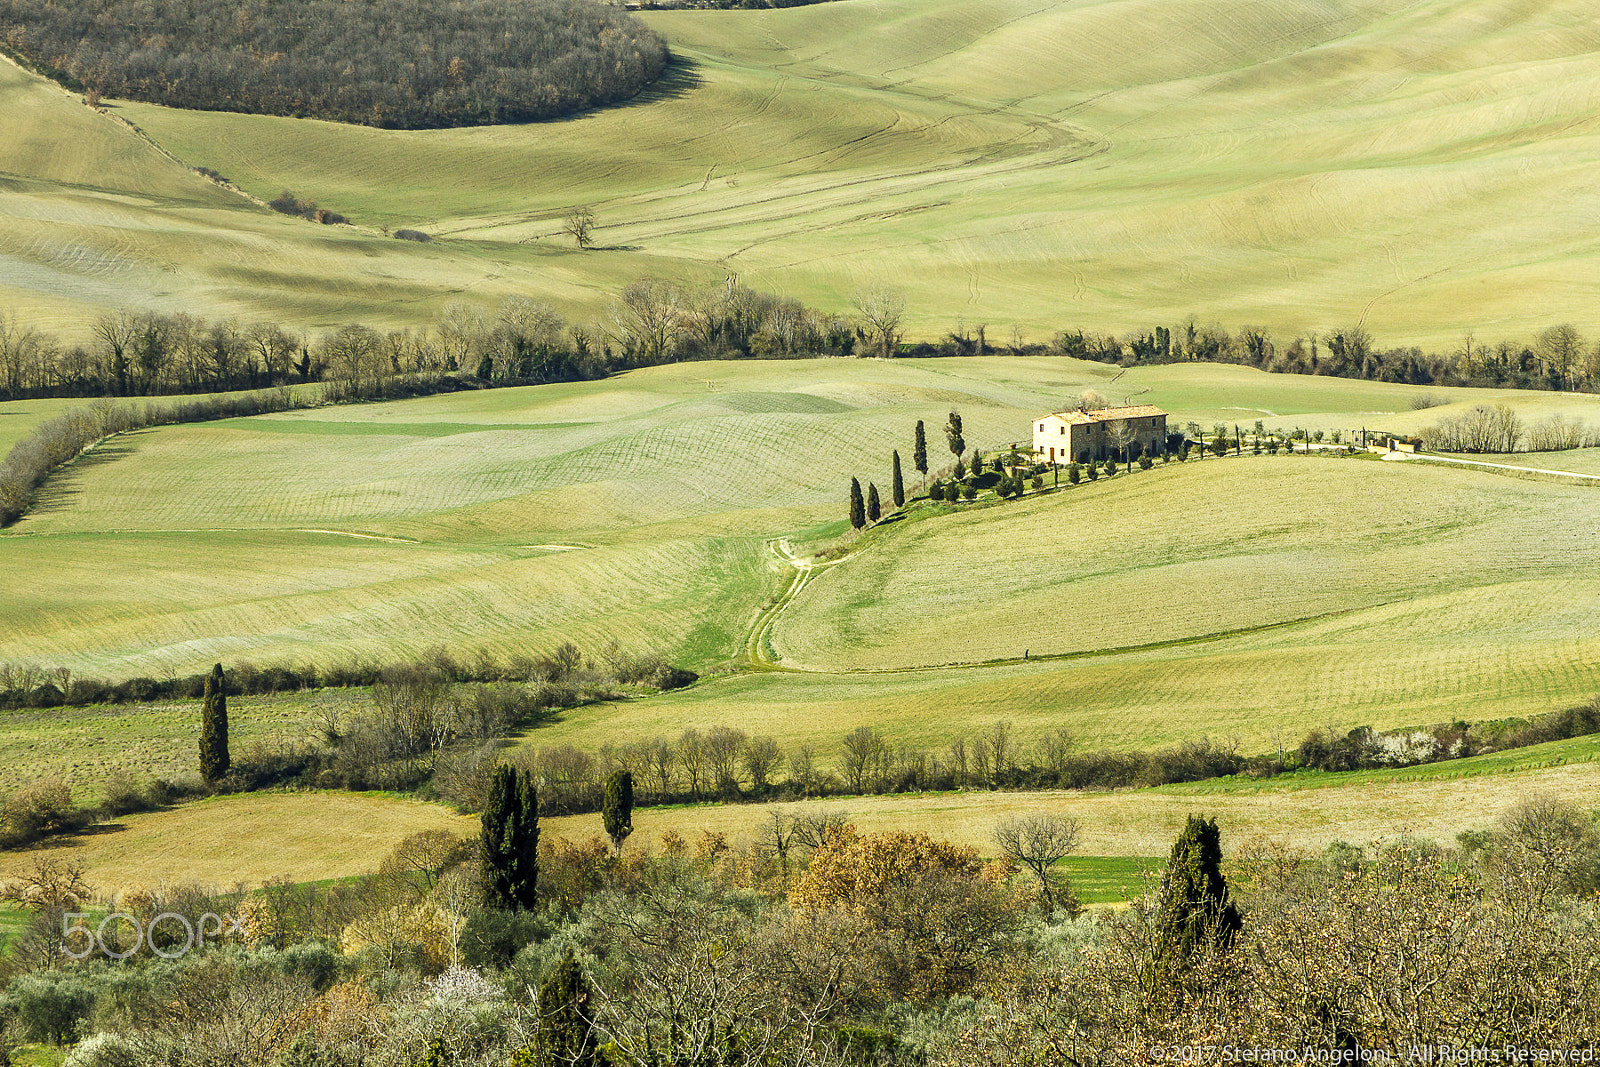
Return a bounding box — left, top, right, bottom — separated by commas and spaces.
6, 359, 1598, 759
3, 0, 1600, 342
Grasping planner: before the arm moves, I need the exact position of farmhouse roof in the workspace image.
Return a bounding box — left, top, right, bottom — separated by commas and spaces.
1044, 405, 1168, 425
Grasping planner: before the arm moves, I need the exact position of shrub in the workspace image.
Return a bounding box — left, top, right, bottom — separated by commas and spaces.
1138, 454, 1153, 470
6, 969, 98, 1045
394, 229, 433, 243
1067, 463, 1080, 484
1, 777, 88, 844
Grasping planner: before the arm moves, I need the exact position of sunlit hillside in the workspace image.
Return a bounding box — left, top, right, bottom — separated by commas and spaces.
2, 0, 1598, 343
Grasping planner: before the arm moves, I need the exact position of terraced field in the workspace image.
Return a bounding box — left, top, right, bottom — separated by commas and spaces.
5, 0, 1600, 343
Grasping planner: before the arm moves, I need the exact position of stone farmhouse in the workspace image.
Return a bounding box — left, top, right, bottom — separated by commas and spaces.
1032, 405, 1169, 464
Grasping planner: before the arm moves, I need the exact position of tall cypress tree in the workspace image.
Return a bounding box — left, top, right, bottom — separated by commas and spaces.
944, 411, 965, 461
1147, 814, 1241, 998
481, 764, 539, 911
602, 770, 633, 856
867, 483, 881, 523
913, 422, 928, 489
538, 948, 599, 1067
199, 663, 229, 784
849, 477, 865, 529
892, 450, 905, 508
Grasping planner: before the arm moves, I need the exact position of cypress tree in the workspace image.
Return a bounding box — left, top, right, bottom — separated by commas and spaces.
913, 421, 928, 488
481, 764, 539, 911
849, 477, 865, 529
199, 663, 229, 784
944, 411, 964, 461
602, 770, 633, 856
867, 482, 881, 523
892, 450, 905, 508
538, 948, 598, 1067
1148, 814, 1241, 998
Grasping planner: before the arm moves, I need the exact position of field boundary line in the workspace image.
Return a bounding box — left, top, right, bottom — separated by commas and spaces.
1393, 453, 1600, 483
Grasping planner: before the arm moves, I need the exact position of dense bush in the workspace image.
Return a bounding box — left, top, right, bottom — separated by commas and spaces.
0, 0, 668, 128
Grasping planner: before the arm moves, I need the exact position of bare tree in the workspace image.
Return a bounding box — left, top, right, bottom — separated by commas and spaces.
1538, 323, 1584, 390
840, 725, 888, 794
704, 725, 748, 795
742, 735, 783, 791
852, 284, 906, 359
613, 278, 685, 364
1106, 418, 1136, 463
993, 814, 1081, 910
678, 728, 707, 799
563, 206, 597, 249
1077, 389, 1108, 412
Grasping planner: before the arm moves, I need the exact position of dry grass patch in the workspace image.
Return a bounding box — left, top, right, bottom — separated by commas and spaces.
0, 792, 474, 891
541, 760, 1600, 859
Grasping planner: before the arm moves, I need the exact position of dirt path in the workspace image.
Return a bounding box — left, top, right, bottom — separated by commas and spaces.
744, 538, 847, 671
1384, 452, 1600, 482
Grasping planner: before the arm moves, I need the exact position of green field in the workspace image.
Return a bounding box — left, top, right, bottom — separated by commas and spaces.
4, 0, 1600, 344
6, 359, 1599, 773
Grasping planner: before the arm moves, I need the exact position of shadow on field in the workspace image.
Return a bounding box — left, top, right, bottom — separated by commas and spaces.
550, 55, 703, 122
28, 434, 146, 516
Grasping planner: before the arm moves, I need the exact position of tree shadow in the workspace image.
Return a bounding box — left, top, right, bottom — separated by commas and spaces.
544, 55, 704, 123
27, 434, 147, 516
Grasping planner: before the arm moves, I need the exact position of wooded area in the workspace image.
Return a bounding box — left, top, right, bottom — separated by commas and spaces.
0, 0, 668, 127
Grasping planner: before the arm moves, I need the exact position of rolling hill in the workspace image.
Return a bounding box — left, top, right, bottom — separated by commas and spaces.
2, 0, 1599, 343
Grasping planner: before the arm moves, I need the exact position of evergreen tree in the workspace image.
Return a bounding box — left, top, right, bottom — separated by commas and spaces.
944, 411, 964, 461
1148, 815, 1241, 998
481, 764, 539, 911
867, 482, 881, 523
538, 948, 599, 1067
602, 770, 633, 856
892, 450, 905, 508
849, 477, 866, 529
199, 663, 229, 784
913, 420, 928, 488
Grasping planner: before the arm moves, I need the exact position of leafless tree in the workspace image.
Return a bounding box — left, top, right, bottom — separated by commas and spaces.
563, 206, 597, 249
613, 278, 686, 364
1106, 418, 1136, 462
705, 725, 748, 794
993, 815, 1080, 910
1538, 323, 1584, 390
840, 725, 888, 794
742, 735, 783, 791
852, 284, 906, 359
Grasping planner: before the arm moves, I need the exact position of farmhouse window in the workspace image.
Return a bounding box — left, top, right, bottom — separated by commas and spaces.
1039, 424, 1045, 432
1059, 427, 1065, 434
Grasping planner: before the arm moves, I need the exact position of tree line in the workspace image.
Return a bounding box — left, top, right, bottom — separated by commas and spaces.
6, 292, 1598, 405
0, 0, 667, 128
460, 698, 1600, 817
1046, 318, 1600, 392
0, 278, 867, 402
